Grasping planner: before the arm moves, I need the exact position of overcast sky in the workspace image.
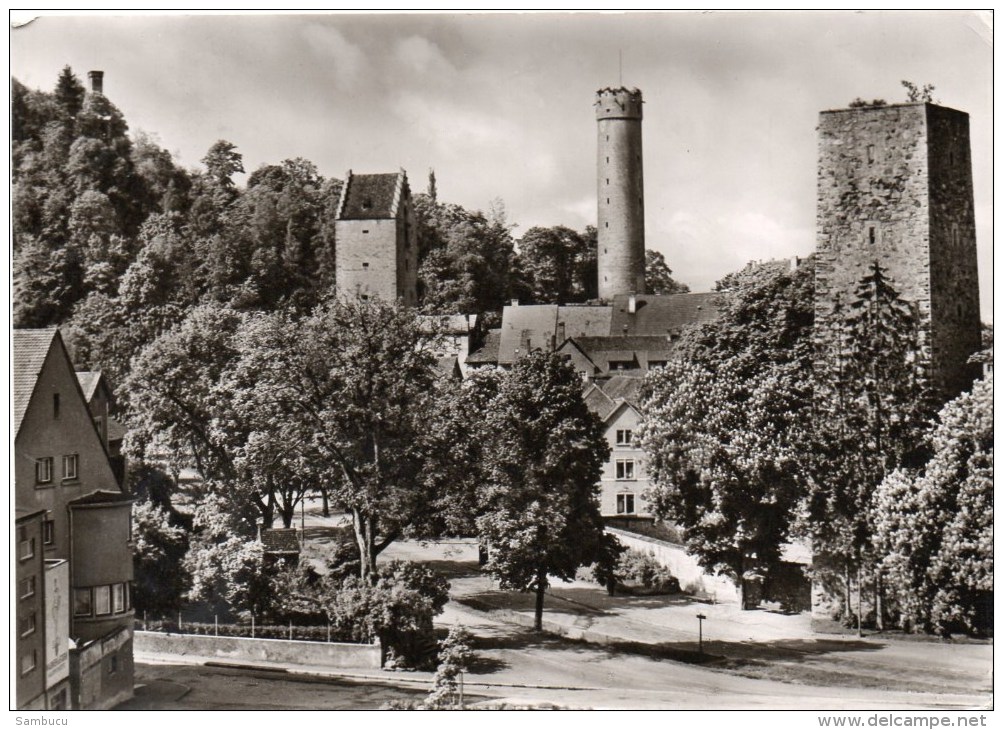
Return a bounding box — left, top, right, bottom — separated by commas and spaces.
11, 11, 994, 320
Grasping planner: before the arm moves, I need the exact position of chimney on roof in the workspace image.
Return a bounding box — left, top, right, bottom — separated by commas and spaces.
790, 255, 801, 272
88, 70, 104, 94
628, 294, 637, 314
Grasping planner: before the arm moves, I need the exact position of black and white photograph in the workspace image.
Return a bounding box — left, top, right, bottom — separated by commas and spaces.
10, 10, 993, 717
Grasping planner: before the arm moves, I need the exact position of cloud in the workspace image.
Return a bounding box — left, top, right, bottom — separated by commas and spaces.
301, 24, 366, 91
394, 35, 455, 78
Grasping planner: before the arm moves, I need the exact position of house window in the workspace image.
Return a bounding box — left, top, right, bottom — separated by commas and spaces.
616, 429, 633, 446
94, 585, 112, 616
19, 576, 36, 599
74, 588, 92, 617
616, 459, 636, 480
18, 527, 35, 561
649, 360, 667, 369
53, 393, 60, 419
49, 689, 67, 711
62, 454, 79, 481
43, 518, 55, 546
113, 583, 126, 613
20, 612, 37, 637
20, 650, 37, 676
362, 229, 369, 234
362, 262, 369, 269
617, 493, 636, 515
36, 457, 53, 485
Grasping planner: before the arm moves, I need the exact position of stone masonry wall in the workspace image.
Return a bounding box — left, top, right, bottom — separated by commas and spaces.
815, 102, 980, 403
925, 105, 982, 398
335, 219, 401, 302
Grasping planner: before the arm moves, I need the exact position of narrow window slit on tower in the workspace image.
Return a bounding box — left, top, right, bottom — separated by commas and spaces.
868, 226, 876, 245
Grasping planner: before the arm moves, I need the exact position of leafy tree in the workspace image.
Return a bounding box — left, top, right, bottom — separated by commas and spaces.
645, 249, 690, 295
477, 352, 609, 630
321, 560, 450, 667
639, 259, 814, 607
132, 499, 189, 614
201, 139, 244, 192
872, 378, 992, 635
233, 296, 444, 579
809, 261, 937, 624
902, 81, 936, 103
183, 494, 278, 618
123, 302, 245, 482
424, 625, 475, 709
415, 195, 519, 313
54, 66, 86, 122
516, 225, 595, 304
13, 233, 84, 326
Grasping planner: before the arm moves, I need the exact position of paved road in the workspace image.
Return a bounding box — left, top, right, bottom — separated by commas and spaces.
118, 662, 438, 710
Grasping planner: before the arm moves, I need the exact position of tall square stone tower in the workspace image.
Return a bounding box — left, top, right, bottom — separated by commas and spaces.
335, 170, 418, 306
815, 102, 982, 401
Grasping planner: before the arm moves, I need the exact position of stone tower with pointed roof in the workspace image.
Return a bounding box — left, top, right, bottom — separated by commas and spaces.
334, 169, 418, 306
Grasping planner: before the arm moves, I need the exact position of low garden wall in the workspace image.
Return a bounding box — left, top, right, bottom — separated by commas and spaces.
134, 630, 383, 669
605, 527, 740, 604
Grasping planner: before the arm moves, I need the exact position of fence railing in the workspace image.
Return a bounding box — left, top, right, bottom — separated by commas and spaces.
136, 612, 368, 645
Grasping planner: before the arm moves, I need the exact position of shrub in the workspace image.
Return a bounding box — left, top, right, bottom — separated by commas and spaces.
424, 625, 474, 709
321, 560, 450, 668
579, 547, 680, 594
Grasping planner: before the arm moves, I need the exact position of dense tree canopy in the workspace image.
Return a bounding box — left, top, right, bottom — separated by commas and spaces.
639, 259, 814, 605
872, 378, 992, 635
477, 352, 610, 630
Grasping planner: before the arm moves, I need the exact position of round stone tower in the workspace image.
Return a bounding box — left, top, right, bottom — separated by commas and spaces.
596, 87, 645, 300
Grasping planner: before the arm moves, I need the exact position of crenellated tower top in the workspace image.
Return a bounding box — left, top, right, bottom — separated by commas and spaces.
595, 87, 643, 120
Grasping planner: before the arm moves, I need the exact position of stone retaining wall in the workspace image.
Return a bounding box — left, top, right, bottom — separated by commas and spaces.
134, 631, 382, 669
605, 527, 740, 604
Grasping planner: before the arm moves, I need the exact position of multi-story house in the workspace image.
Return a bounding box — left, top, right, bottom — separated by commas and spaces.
14, 328, 134, 710
583, 376, 654, 524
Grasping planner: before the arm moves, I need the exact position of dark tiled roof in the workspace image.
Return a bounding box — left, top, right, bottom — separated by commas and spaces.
558, 305, 613, 340
338, 172, 401, 220
610, 292, 723, 336
583, 383, 617, 420
498, 305, 611, 364
13, 328, 57, 435
498, 305, 557, 364
466, 329, 501, 365
261, 528, 301, 554
599, 375, 644, 407
76, 371, 102, 402
68, 490, 133, 506
571, 335, 672, 352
